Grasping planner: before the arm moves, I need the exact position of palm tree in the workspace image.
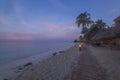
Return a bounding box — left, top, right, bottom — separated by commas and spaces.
84, 23, 99, 40
95, 19, 107, 31
76, 12, 93, 34
84, 19, 107, 41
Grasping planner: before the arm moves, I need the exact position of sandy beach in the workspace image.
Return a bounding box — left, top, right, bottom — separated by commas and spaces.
0, 50, 53, 80
71, 45, 106, 80
89, 45, 120, 80
1, 0, 120, 80
1, 44, 120, 80
9, 45, 80, 80
0, 44, 71, 80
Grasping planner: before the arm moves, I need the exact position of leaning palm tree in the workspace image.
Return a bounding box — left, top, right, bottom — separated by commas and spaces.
76, 12, 93, 34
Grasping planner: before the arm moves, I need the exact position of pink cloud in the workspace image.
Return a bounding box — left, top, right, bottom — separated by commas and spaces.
51, 25, 76, 31
6, 36, 32, 41
0, 32, 33, 41
0, 17, 80, 41
63, 31, 80, 40
48, 25, 66, 31
68, 26, 77, 30
0, 31, 80, 41
0, 32, 62, 41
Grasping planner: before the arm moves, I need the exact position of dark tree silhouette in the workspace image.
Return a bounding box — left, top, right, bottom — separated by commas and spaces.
76, 12, 93, 34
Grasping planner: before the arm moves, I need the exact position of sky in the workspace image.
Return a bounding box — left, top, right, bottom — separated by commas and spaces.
0, 0, 120, 41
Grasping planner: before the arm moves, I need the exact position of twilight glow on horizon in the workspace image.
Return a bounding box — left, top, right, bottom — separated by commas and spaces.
0, 0, 120, 41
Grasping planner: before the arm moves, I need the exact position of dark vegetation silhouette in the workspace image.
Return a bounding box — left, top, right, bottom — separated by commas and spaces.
75, 12, 107, 43
75, 12, 120, 48
76, 12, 93, 34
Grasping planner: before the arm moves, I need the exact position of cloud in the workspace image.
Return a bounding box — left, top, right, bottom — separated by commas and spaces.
0, 32, 62, 41
68, 26, 77, 30
48, 25, 65, 31
13, 0, 24, 14
110, 7, 120, 15
49, 0, 65, 8
0, 17, 12, 27
0, 32, 33, 41
64, 30, 80, 39
0, 28, 79, 41
35, 19, 79, 39
0, 14, 79, 40
0, 32, 50, 41
20, 20, 30, 27
36, 19, 77, 31
48, 25, 77, 31
111, 8, 117, 13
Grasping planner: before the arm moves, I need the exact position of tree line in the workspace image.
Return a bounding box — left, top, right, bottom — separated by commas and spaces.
75, 12, 108, 43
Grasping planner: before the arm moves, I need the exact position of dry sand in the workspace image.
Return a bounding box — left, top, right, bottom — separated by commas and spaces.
10, 45, 80, 80
2, 44, 120, 80
89, 45, 120, 80
71, 45, 106, 80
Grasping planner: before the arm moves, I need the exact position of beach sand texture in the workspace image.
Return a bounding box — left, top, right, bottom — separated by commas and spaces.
71, 45, 106, 80
89, 45, 120, 80
11, 45, 80, 80
3, 44, 120, 80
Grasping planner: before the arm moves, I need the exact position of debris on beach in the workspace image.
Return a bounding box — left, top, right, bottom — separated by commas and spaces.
15, 62, 33, 72
52, 52, 57, 56
23, 62, 33, 67
59, 51, 65, 53
3, 78, 9, 80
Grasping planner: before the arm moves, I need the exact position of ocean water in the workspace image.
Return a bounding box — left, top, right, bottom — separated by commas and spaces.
0, 41, 74, 64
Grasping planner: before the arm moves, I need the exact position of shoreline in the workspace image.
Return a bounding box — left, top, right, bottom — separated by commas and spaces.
0, 45, 73, 80
2, 44, 119, 80
9, 45, 80, 80
0, 43, 73, 65
0, 51, 50, 80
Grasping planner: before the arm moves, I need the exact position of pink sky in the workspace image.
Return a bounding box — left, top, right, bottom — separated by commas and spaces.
0, 31, 80, 41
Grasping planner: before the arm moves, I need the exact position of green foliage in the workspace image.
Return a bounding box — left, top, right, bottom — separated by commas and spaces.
95, 19, 107, 31
81, 27, 89, 34
84, 19, 107, 41
76, 12, 93, 34
84, 24, 99, 40
75, 12, 108, 42
73, 39, 79, 43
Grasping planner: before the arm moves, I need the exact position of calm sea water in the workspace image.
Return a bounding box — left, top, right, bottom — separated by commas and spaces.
0, 41, 73, 64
